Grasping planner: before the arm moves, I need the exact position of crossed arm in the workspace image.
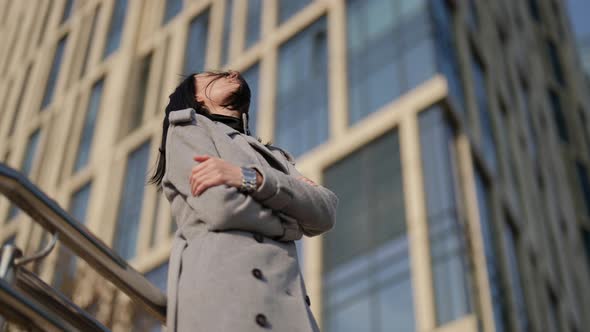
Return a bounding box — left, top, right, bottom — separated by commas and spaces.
164, 122, 338, 241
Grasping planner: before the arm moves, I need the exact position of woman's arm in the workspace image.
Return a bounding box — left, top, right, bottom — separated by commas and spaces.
164, 121, 302, 241
244, 157, 339, 237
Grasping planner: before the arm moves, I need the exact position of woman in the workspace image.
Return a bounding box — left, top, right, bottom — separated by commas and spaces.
149, 71, 338, 331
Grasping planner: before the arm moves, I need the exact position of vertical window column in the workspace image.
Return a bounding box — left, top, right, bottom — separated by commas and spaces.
102, 0, 129, 59
41, 36, 68, 110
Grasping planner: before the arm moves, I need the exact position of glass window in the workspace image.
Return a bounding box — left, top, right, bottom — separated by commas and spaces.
184, 9, 210, 74
7, 129, 41, 221
474, 167, 509, 332
503, 216, 530, 331
113, 142, 151, 260
547, 288, 561, 332
471, 51, 497, 174
529, 0, 541, 22
80, 6, 101, 79
275, 17, 329, 157
323, 129, 414, 332
41, 35, 68, 110
52, 182, 92, 297
430, 1, 465, 115
163, 0, 182, 24
221, 0, 235, 66
8, 65, 32, 136
242, 63, 260, 136
132, 263, 169, 332
575, 161, 590, 216
419, 106, 472, 325
125, 52, 153, 135
61, 0, 75, 23
277, 0, 311, 24
346, 0, 435, 124
102, 0, 129, 59
546, 40, 565, 86
548, 90, 569, 142
73, 78, 105, 173
245, 0, 262, 48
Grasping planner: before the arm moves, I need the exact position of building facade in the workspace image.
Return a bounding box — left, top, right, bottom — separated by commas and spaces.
1, 0, 589, 331
566, 0, 590, 79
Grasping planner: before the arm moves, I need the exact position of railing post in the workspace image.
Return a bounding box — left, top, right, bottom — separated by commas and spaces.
0, 244, 23, 330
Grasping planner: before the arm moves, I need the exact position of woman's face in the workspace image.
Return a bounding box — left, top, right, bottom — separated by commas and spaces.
194, 71, 245, 117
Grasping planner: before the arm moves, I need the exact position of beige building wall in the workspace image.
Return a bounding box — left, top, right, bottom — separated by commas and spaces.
0, 0, 589, 331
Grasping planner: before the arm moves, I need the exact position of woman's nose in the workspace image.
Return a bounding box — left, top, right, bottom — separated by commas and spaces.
227, 71, 239, 79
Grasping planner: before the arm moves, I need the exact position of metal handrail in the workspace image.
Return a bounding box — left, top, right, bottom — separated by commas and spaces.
0, 163, 167, 325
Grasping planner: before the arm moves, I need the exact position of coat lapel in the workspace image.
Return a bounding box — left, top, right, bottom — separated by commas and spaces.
208, 120, 290, 174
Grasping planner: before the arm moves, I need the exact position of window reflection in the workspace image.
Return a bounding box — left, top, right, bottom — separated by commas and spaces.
275, 17, 329, 157
323, 129, 415, 332
103, 0, 129, 59
242, 63, 260, 137
74, 78, 105, 173
346, 0, 436, 124
113, 142, 151, 260
41, 35, 68, 110
419, 107, 472, 325
184, 9, 210, 74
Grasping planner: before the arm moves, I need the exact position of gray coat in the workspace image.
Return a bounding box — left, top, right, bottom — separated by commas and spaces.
161, 108, 338, 331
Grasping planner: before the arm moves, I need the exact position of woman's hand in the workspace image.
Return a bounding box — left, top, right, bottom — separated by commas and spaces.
189, 155, 243, 196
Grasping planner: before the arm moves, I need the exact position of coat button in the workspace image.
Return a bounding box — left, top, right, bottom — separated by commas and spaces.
252, 268, 263, 280
253, 233, 264, 243
255, 313, 268, 327
305, 295, 311, 306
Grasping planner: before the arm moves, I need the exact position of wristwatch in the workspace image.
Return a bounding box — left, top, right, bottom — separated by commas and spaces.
239, 166, 258, 193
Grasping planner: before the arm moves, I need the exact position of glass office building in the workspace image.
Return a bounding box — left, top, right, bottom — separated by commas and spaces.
1, 0, 590, 331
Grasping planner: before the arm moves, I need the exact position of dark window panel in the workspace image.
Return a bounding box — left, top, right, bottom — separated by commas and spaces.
163, 0, 183, 24
102, 0, 129, 59
245, 0, 262, 48
546, 40, 565, 86
474, 167, 509, 332
323, 129, 415, 332
221, 0, 235, 66
575, 161, 590, 216
125, 52, 153, 135
73, 78, 105, 173
529, 0, 541, 22
277, 0, 311, 24
471, 51, 498, 174
241, 63, 260, 136
61, 0, 75, 23
184, 9, 210, 74
548, 89, 569, 142
503, 217, 530, 331
419, 106, 472, 325
430, 0, 466, 115
275, 17, 329, 157
113, 142, 151, 260
7, 129, 41, 221
41, 35, 68, 110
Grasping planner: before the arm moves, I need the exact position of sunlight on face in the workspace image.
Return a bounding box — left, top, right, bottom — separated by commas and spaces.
194, 71, 242, 114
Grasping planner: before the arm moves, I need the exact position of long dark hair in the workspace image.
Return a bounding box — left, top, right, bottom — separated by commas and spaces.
148, 71, 251, 190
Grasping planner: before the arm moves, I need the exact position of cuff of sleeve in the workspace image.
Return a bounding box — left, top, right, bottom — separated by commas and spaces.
247, 164, 293, 210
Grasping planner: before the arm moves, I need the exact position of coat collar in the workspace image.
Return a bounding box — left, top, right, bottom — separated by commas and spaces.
211, 120, 289, 174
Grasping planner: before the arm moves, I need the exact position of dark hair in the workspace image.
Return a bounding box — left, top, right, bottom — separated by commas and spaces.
148, 71, 251, 190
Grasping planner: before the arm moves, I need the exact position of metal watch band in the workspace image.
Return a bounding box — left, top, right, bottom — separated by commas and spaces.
239, 167, 258, 193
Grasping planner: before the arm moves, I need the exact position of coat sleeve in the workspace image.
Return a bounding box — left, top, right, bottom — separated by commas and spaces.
164, 122, 302, 242
244, 149, 339, 237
